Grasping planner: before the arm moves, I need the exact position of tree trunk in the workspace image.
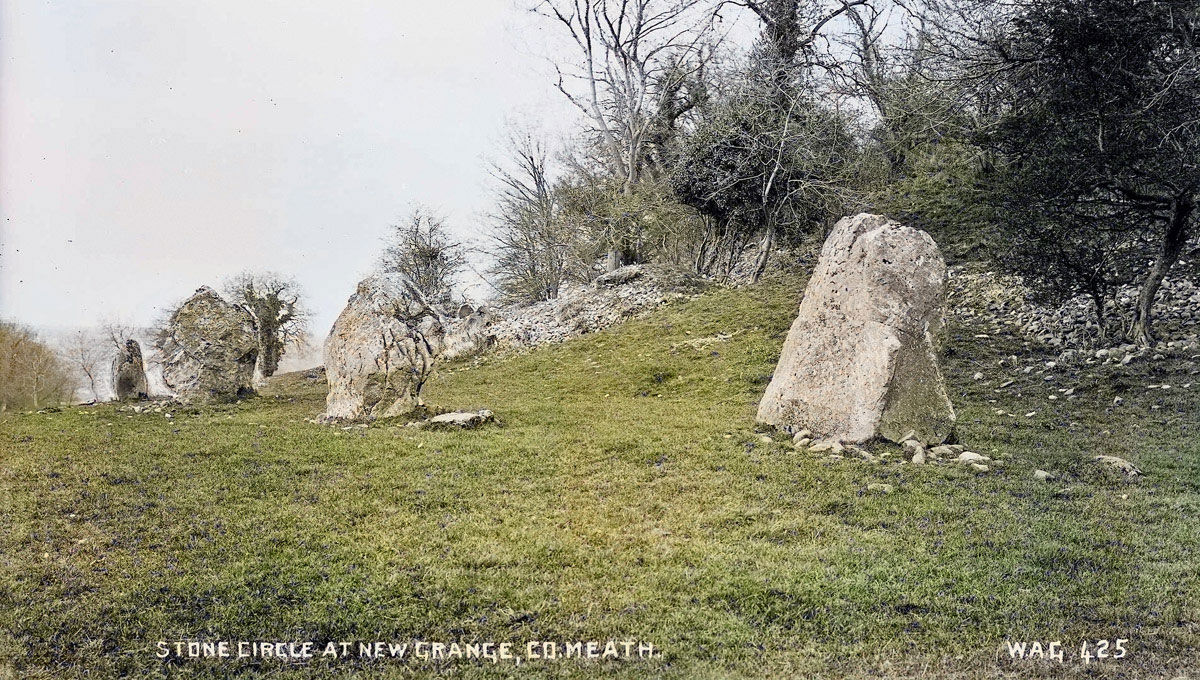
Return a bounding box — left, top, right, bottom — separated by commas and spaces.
1129, 196, 1193, 347
750, 223, 776, 285
605, 249, 624, 273
1088, 289, 1109, 342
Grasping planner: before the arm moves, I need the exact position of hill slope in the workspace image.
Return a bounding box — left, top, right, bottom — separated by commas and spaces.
2, 280, 1199, 678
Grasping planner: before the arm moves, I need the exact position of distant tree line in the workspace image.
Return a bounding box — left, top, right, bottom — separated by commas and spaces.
0, 323, 74, 411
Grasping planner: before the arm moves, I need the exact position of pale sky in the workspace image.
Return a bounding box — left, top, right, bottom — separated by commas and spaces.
0, 1, 576, 338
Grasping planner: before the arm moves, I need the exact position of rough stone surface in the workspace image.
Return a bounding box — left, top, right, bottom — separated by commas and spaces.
111, 339, 149, 400
320, 274, 447, 422
158, 287, 258, 401
757, 213, 956, 444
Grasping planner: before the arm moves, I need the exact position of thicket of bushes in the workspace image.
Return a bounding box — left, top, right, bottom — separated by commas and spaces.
468, 0, 1197, 347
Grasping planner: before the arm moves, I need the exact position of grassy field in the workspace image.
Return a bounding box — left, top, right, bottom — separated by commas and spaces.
2, 280, 1199, 678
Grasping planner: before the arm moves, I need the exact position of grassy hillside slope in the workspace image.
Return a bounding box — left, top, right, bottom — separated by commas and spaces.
2, 280, 1198, 678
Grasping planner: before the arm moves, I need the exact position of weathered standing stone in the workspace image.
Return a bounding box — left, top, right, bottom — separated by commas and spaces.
320, 274, 444, 422
158, 286, 259, 401
320, 274, 497, 423
111, 339, 149, 400
757, 213, 956, 444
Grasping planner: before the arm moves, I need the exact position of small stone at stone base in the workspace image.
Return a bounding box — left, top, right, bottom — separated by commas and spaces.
809, 441, 835, 453
792, 428, 813, 443
793, 437, 812, 449
970, 463, 990, 472
957, 451, 989, 464
427, 410, 496, 430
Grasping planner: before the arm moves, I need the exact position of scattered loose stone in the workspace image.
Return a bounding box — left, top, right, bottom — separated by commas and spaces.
957, 451, 989, 464
970, 463, 990, 472
902, 439, 925, 458
793, 437, 812, 449
1033, 469, 1055, 481
426, 410, 496, 430
792, 428, 813, 443
1093, 455, 1141, 477
866, 483, 894, 494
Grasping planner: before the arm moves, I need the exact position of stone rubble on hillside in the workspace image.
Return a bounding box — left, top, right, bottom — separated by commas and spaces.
947, 261, 1200, 356
757, 213, 956, 445
157, 286, 259, 402
488, 264, 708, 350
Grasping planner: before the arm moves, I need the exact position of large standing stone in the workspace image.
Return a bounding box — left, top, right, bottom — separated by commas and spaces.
757, 213, 956, 444
111, 339, 149, 400
320, 274, 447, 422
158, 286, 259, 401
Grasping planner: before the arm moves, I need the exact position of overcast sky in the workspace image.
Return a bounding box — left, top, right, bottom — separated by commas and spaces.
0, 1, 578, 338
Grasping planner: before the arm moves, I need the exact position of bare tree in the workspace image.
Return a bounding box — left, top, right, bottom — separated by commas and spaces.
379, 207, 467, 308
486, 129, 578, 302
100, 318, 138, 353
59, 329, 107, 402
223, 272, 309, 379
534, 0, 716, 269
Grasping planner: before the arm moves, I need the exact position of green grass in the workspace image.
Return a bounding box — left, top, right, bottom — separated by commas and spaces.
2, 280, 1199, 678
